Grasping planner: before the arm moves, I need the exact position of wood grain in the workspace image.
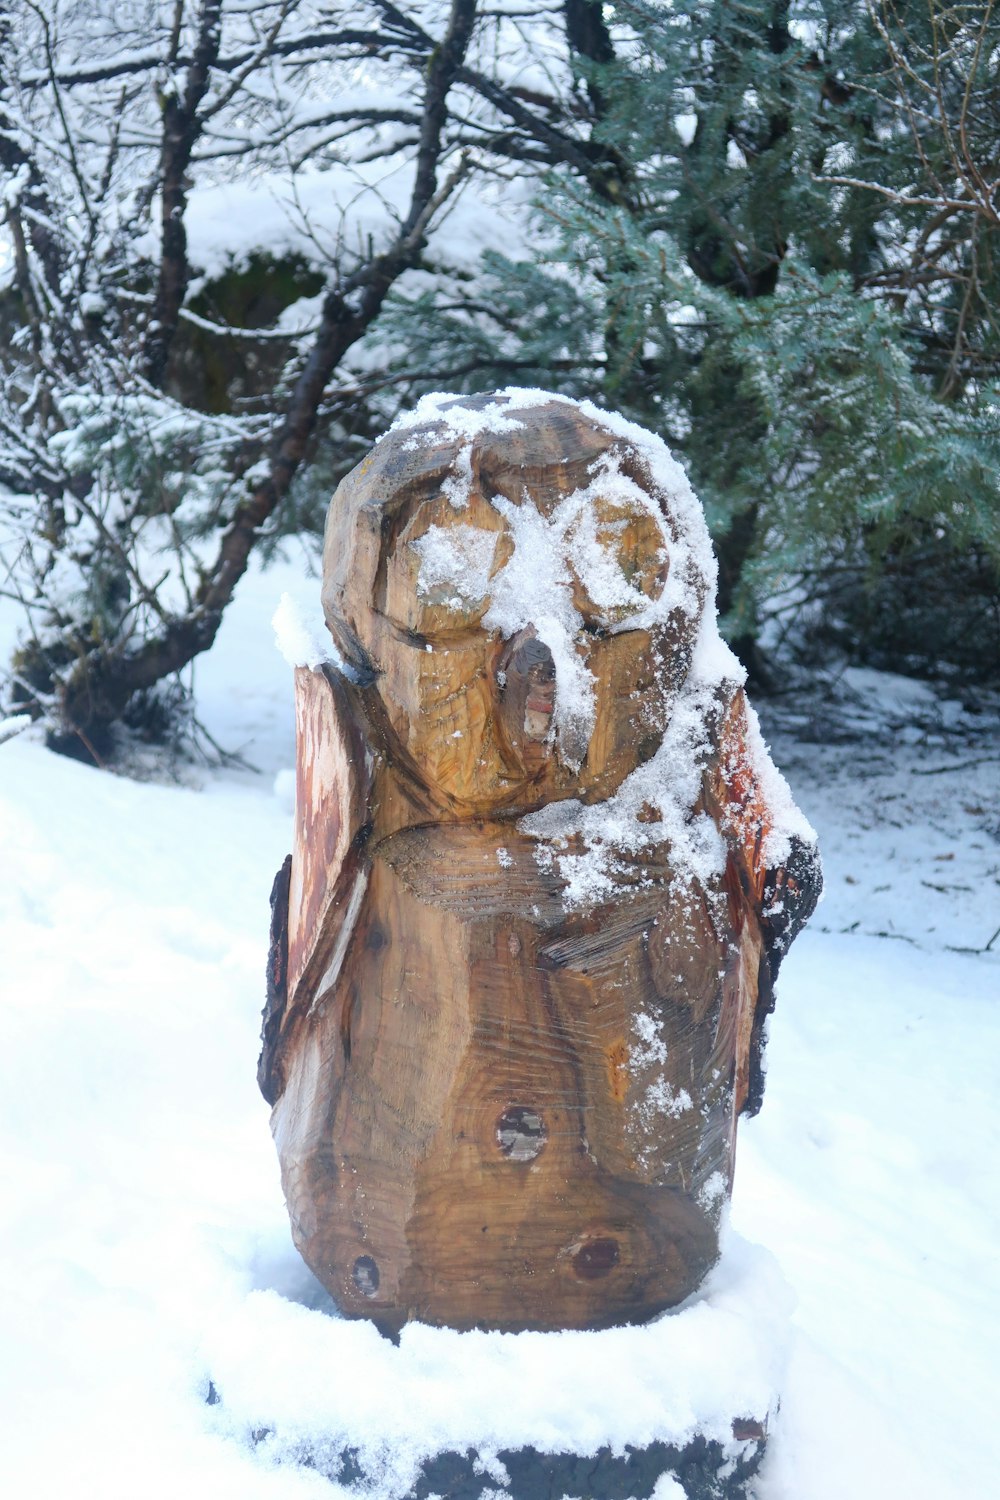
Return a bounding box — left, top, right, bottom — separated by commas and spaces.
261, 396, 821, 1334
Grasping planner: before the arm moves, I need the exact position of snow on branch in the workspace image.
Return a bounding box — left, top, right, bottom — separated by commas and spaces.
0, 0, 644, 755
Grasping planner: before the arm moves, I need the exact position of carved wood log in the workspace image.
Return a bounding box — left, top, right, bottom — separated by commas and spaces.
260, 392, 820, 1337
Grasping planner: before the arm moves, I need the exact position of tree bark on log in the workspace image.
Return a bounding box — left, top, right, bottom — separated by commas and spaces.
246, 1427, 769, 1500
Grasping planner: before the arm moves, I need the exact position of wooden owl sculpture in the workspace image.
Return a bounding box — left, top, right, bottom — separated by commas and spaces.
259, 391, 820, 1337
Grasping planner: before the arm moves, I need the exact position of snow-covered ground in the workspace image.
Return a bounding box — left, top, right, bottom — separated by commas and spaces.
1, 554, 997, 1499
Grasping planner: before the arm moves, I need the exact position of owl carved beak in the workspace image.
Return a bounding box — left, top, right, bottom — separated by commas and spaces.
524, 672, 555, 741
497, 628, 556, 753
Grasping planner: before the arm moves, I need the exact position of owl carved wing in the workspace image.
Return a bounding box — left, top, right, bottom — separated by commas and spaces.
258, 664, 372, 1106
703, 686, 822, 1116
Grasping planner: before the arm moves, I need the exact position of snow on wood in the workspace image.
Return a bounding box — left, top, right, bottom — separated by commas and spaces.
271, 590, 341, 673
0, 713, 31, 745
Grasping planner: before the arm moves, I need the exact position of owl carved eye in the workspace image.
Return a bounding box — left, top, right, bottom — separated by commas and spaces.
381, 494, 511, 637
567, 497, 668, 629
379, 492, 512, 639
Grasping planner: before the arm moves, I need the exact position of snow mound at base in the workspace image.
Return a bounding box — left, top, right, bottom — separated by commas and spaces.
203, 1228, 790, 1497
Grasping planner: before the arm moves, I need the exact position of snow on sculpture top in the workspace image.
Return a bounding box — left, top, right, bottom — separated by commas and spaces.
261, 389, 822, 1337
316, 388, 815, 901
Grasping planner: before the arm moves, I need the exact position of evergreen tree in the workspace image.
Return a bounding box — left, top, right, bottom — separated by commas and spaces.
386, 0, 1000, 680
